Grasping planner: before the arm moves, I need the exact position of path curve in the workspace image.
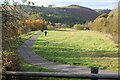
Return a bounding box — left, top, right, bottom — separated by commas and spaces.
17, 32, 118, 74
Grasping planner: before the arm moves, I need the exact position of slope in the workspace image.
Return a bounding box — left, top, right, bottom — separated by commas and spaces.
28, 5, 99, 26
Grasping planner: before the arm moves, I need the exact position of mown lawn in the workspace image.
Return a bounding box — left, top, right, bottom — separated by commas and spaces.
33, 28, 118, 71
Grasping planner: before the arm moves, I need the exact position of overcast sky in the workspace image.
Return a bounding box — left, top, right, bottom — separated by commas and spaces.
27, 0, 119, 9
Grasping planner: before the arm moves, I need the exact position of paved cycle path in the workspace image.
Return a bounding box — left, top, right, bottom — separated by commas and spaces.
17, 32, 118, 74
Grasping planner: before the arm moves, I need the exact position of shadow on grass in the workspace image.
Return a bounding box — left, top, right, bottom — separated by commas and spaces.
33, 43, 118, 58
47, 29, 71, 32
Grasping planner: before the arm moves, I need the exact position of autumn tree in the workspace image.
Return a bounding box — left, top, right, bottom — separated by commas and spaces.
89, 8, 119, 43
25, 19, 47, 31
1, 0, 37, 71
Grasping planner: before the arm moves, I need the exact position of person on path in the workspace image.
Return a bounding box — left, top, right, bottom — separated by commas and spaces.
41, 30, 43, 32
44, 30, 47, 36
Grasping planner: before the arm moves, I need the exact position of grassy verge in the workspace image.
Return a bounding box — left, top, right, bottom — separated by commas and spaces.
33, 28, 118, 71
2, 31, 40, 71
20, 61, 88, 80
21, 61, 57, 72
6, 31, 40, 51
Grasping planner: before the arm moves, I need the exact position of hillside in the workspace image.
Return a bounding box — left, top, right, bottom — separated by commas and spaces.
90, 7, 119, 42
27, 5, 99, 26
90, 7, 118, 34
60, 5, 99, 21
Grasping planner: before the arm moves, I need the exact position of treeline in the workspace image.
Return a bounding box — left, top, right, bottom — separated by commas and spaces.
89, 7, 118, 35
28, 12, 86, 27
87, 7, 119, 43
2, 4, 47, 71
73, 7, 118, 37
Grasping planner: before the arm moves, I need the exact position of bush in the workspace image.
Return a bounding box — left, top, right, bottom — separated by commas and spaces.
73, 24, 89, 30
61, 24, 70, 28
2, 51, 21, 71
47, 25, 55, 29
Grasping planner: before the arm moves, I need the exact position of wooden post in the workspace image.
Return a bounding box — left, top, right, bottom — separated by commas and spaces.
5, 67, 12, 80
91, 67, 98, 80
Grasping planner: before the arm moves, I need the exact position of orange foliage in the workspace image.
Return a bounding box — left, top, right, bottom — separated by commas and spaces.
25, 19, 47, 30
25, 19, 45, 25
33, 19, 45, 23
25, 20, 31, 23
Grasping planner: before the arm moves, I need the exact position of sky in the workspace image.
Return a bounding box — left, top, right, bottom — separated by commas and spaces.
0, 0, 119, 9
27, 0, 119, 9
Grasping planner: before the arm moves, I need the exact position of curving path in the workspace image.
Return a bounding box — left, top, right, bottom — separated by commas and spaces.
17, 32, 118, 74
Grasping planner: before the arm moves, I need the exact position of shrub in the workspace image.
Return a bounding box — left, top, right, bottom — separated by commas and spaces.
74, 24, 83, 30
73, 24, 89, 30
2, 51, 21, 71
47, 25, 55, 29
61, 24, 70, 28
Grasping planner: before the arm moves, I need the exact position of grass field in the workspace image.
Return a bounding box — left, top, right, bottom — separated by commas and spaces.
33, 28, 118, 71
11, 31, 87, 80
18, 30, 88, 80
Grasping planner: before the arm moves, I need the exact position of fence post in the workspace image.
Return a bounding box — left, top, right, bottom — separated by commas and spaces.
91, 67, 98, 80
5, 67, 12, 80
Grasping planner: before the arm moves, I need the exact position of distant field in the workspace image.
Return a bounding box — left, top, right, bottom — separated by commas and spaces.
33, 28, 118, 71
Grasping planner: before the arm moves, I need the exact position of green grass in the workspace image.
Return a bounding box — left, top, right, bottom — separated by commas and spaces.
33, 28, 118, 71
6, 31, 40, 51
20, 61, 88, 80
20, 31, 40, 44
2, 31, 40, 71
19, 31, 89, 80
2, 30, 89, 80
21, 61, 57, 72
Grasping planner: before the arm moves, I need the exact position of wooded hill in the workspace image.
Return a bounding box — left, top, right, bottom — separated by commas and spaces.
90, 7, 119, 35
26, 5, 99, 26
89, 7, 119, 43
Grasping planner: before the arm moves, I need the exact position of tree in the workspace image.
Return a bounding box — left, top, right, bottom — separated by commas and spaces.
73, 24, 84, 30
25, 19, 47, 31
2, 0, 37, 71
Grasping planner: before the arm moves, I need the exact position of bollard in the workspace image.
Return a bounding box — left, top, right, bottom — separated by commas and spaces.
91, 67, 98, 80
